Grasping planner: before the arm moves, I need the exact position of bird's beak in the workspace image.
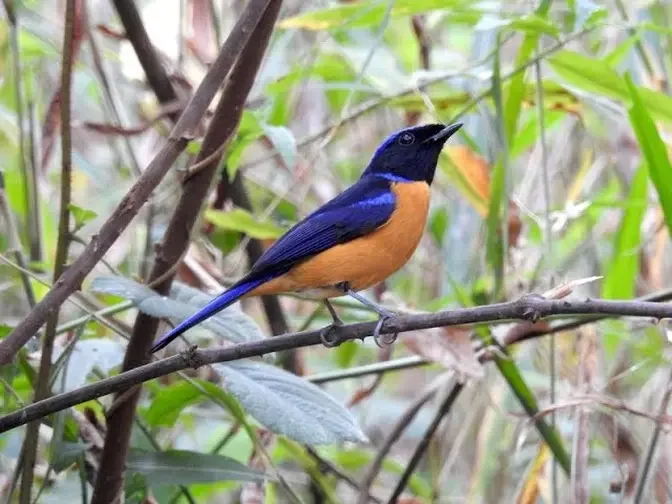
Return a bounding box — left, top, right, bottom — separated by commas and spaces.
424, 122, 463, 144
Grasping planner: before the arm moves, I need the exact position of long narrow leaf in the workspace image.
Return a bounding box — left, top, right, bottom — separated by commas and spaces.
503, 0, 552, 143
625, 74, 672, 234
602, 164, 648, 299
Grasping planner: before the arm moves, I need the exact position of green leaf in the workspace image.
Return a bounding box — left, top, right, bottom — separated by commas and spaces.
52, 339, 125, 392
145, 381, 205, 427
486, 39, 507, 298
333, 340, 359, 369
278, 0, 465, 31
67, 203, 97, 232
213, 361, 367, 445
603, 33, 641, 68
429, 207, 449, 246
502, 0, 551, 144
625, 74, 672, 235
186, 139, 202, 155
548, 50, 672, 123
0, 325, 12, 339
204, 208, 286, 240
51, 441, 90, 473
602, 165, 648, 299
261, 124, 296, 169
225, 111, 264, 178
91, 277, 267, 346
511, 109, 565, 159
490, 343, 571, 476
127, 449, 268, 487
18, 29, 58, 60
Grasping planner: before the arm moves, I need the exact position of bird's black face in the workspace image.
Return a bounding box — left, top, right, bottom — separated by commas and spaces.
362, 123, 462, 184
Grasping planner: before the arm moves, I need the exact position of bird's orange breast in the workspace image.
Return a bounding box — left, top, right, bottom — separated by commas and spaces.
250, 181, 431, 298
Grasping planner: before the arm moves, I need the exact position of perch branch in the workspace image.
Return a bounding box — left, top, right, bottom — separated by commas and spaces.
3, 294, 672, 432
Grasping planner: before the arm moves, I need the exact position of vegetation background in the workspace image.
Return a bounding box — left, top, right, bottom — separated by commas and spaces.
2, 0, 672, 502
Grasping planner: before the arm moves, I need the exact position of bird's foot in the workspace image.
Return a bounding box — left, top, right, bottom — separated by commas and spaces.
373, 311, 399, 348
320, 323, 343, 348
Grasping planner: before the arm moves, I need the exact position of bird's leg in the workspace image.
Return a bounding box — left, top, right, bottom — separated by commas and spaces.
320, 299, 344, 347
324, 299, 344, 326
336, 282, 399, 348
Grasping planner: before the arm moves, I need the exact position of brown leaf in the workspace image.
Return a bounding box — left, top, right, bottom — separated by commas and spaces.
41, 90, 61, 172
347, 374, 384, 407
445, 146, 524, 248
41, 0, 86, 173
403, 325, 483, 381
600, 416, 638, 497
508, 201, 523, 248
95, 24, 126, 40
444, 145, 490, 215
188, 0, 214, 64
83, 121, 152, 137
516, 445, 550, 504
502, 320, 551, 347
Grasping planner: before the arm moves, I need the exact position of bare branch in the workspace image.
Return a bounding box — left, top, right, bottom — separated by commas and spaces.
4, 294, 672, 433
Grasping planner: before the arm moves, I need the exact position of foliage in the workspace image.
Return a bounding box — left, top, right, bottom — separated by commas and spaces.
2, 0, 672, 502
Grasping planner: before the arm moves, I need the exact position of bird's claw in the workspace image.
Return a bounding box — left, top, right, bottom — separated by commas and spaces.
320, 324, 342, 348
373, 313, 398, 348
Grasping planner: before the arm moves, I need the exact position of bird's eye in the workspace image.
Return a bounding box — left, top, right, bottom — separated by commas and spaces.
398, 132, 415, 146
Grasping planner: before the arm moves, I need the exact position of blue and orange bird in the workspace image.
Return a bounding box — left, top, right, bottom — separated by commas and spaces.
150, 122, 462, 353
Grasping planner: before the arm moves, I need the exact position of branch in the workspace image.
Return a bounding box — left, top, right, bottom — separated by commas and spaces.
0, 0, 275, 365
4, 294, 672, 433
112, 0, 178, 114
19, 1, 77, 499
386, 382, 463, 503
90, 2, 283, 502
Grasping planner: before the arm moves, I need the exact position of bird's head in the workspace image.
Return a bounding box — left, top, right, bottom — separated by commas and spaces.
362, 123, 462, 184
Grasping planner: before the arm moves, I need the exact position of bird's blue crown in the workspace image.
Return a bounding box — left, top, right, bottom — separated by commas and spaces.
362, 123, 461, 184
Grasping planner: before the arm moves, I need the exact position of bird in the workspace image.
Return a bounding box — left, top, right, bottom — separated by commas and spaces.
150, 122, 462, 353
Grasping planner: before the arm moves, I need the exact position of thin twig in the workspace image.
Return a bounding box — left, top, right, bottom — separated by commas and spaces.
504, 286, 672, 346
0, 172, 35, 307
613, 0, 656, 81
356, 378, 444, 504
633, 367, 672, 503
307, 356, 429, 384
305, 447, 382, 504
3, 0, 42, 263
0, 0, 277, 365
19, 1, 77, 499
570, 337, 592, 504
385, 381, 464, 503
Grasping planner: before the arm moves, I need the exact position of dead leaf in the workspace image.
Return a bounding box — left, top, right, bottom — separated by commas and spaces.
95, 24, 126, 40
188, 0, 214, 64
41, 0, 86, 173
444, 146, 523, 248
444, 145, 490, 216
403, 325, 483, 381
516, 444, 550, 504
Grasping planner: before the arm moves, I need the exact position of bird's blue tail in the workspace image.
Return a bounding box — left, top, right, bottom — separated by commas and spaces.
150, 277, 267, 353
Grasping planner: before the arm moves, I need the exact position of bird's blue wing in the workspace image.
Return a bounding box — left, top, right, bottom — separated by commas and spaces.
248, 175, 396, 279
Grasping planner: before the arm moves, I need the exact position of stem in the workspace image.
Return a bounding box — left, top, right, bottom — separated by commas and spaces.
19, 0, 77, 500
